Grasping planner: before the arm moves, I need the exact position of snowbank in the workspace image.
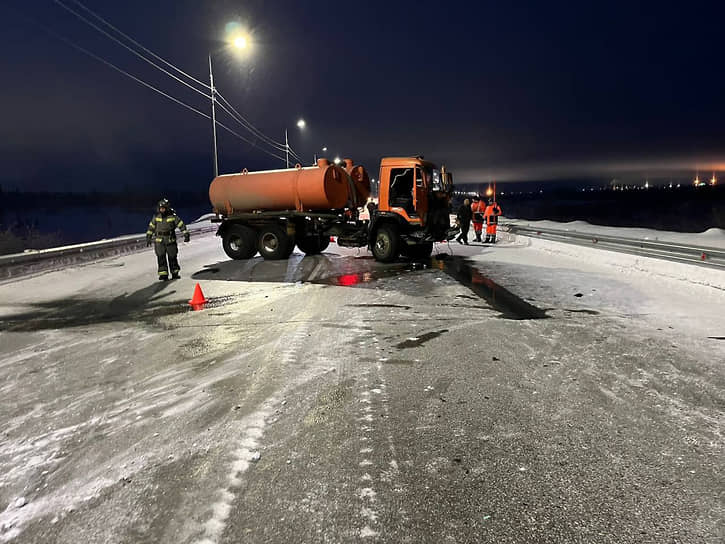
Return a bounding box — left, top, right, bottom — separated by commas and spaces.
506, 219, 725, 249
521, 234, 725, 292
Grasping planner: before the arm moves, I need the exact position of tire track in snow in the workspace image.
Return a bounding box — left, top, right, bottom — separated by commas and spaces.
195, 398, 279, 544
353, 334, 401, 540
195, 324, 311, 544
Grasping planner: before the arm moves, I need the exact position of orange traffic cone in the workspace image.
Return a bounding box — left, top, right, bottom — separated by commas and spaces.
189, 283, 208, 310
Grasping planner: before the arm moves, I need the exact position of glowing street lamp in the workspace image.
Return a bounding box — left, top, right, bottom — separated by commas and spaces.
334, 157, 341, 165
284, 119, 307, 168
711, 173, 717, 186
208, 28, 253, 178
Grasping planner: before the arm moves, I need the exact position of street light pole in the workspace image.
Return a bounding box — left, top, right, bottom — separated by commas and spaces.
285, 129, 289, 168
208, 55, 219, 179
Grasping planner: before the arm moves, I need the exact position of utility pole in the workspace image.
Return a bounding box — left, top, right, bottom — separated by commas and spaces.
285, 129, 289, 168
208, 55, 219, 178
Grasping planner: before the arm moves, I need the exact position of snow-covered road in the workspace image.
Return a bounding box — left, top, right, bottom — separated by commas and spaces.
0, 229, 723, 543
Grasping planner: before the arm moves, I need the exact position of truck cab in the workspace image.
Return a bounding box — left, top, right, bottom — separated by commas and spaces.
369, 156, 457, 262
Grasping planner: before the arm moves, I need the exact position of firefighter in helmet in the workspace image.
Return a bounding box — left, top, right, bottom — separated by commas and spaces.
145, 198, 189, 280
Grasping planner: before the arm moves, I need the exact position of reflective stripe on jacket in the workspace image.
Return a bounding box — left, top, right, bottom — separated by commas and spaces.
146, 213, 188, 241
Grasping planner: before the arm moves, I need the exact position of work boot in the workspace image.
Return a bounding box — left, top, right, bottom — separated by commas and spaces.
159, 276, 169, 281
171, 272, 180, 280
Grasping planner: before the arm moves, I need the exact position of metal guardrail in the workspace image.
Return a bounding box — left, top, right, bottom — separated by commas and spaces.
508, 224, 725, 269
0, 221, 218, 281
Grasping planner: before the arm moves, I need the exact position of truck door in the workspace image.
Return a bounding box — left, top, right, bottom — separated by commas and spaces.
388, 168, 415, 216
414, 166, 429, 223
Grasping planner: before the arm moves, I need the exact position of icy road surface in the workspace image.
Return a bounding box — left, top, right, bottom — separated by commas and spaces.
0, 231, 723, 543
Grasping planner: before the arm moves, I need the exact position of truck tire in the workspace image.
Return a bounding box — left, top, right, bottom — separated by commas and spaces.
405, 242, 433, 260
222, 224, 257, 260
258, 224, 293, 260
372, 225, 399, 263
296, 235, 330, 256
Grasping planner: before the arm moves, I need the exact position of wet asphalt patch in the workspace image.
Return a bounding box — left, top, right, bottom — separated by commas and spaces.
345, 303, 412, 310
193, 254, 548, 320
435, 257, 548, 320
2, 255, 550, 331
395, 330, 449, 349
302, 255, 549, 320
0, 282, 239, 332
562, 308, 600, 315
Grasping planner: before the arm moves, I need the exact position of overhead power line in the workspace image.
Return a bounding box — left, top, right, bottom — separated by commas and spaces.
39, 19, 210, 121
66, 0, 211, 90
56, 0, 306, 164
6, 2, 303, 165
214, 92, 306, 164
54, 0, 210, 100
25, 13, 287, 162
215, 91, 287, 150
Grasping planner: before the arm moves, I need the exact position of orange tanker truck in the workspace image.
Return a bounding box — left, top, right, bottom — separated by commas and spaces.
209, 156, 457, 263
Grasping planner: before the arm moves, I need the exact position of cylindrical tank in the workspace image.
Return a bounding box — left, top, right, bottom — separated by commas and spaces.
210, 162, 351, 215
343, 158, 371, 205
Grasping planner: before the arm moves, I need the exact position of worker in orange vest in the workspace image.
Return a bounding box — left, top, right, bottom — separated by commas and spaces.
471, 196, 486, 242
483, 200, 502, 243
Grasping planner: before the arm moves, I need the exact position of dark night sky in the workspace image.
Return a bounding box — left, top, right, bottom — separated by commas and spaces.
1, 0, 724, 192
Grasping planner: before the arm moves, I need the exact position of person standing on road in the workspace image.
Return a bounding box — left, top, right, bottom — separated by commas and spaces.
471, 196, 486, 243
456, 198, 472, 245
145, 198, 190, 281
484, 199, 502, 243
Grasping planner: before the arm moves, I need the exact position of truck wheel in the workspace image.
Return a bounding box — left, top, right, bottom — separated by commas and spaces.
405, 242, 433, 260
296, 235, 330, 255
258, 224, 293, 260
372, 225, 399, 263
222, 224, 257, 260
